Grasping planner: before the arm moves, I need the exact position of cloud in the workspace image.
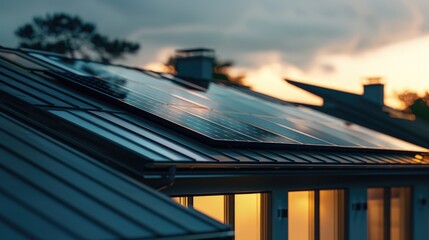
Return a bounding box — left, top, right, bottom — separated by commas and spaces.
1, 0, 429, 69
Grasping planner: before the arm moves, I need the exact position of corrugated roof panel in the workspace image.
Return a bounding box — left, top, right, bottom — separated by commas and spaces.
0, 58, 119, 111
0, 110, 231, 239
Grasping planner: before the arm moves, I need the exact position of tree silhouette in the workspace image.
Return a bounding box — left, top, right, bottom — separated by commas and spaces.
15, 13, 140, 63
397, 90, 429, 122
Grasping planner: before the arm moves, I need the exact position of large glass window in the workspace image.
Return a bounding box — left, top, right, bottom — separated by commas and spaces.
193, 195, 225, 223
288, 189, 344, 240
235, 193, 261, 240
288, 191, 315, 240
320, 190, 345, 240
390, 187, 411, 240
172, 193, 268, 240
368, 188, 385, 240
367, 187, 411, 240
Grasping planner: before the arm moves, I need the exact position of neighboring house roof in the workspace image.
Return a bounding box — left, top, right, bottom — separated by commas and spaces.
0, 47, 428, 176
0, 98, 232, 239
286, 79, 429, 149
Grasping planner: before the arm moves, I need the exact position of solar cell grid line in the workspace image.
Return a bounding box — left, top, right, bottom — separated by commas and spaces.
165, 87, 243, 112
115, 113, 236, 163
36, 56, 204, 108
133, 102, 257, 142
49, 70, 204, 108
0, 62, 104, 110
121, 81, 204, 107
175, 106, 295, 144
262, 116, 360, 147
322, 121, 399, 149
49, 110, 168, 161
203, 94, 277, 116
224, 112, 332, 145
346, 123, 426, 151
90, 111, 211, 162
295, 119, 382, 148
255, 115, 336, 145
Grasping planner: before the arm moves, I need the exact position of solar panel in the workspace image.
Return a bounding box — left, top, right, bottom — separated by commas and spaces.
29, 53, 427, 151
42, 70, 293, 144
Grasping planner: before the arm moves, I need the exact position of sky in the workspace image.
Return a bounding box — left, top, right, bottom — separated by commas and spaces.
1, 0, 429, 108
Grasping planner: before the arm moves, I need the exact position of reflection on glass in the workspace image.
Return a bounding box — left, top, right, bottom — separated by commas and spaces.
193, 195, 225, 223
391, 187, 411, 240
288, 191, 314, 240
320, 190, 344, 240
235, 193, 261, 240
172, 197, 188, 207
368, 188, 384, 240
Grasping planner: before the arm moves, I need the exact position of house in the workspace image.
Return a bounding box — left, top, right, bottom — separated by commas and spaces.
0, 47, 428, 240
286, 78, 429, 149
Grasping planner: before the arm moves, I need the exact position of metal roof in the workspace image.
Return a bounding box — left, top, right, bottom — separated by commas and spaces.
0, 48, 428, 173
286, 79, 429, 149
0, 105, 232, 239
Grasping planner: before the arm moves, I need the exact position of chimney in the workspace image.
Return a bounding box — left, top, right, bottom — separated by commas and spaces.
175, 48, 214, 81
363, 77, 384, 108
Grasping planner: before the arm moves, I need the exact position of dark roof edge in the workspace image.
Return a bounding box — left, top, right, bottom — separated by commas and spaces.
0, 89, 152, 175
285, 78, 360, 98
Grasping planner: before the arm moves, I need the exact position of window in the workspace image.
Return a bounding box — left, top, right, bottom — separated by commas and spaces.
194, 195, 226, 223
235, 193, 261, 240
367, 187, 411, 240
288, 189, 345, 240
171, 193, 269, 240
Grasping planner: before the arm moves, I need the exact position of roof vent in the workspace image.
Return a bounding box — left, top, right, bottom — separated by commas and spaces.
363, 77, 384, 108
175, 48, 214, 81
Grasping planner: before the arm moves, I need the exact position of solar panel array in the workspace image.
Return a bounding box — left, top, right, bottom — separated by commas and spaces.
30, 53, 425, 152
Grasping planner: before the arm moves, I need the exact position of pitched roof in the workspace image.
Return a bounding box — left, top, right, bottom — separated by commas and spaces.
286, 79, 429, 149
0, 99, 231, 239
0, 48, 428, 174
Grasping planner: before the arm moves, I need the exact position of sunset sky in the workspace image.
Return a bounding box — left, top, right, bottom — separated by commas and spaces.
1, 0, 429, 109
